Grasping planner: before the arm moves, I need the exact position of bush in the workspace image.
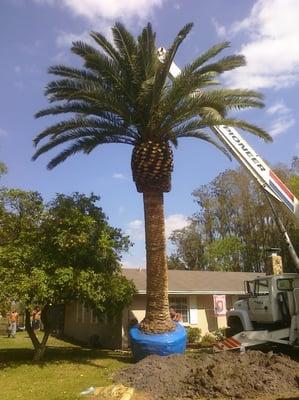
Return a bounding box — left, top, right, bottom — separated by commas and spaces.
187, 327, 202, 343
200, 333, 217, 347
213, 327, 226, 341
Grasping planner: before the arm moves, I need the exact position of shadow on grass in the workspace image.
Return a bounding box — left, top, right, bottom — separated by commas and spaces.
276, 397, 299, 400
0, 337, 133, 370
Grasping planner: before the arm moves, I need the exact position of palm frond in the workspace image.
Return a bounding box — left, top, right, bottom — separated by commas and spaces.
33, 128, 134, 161
112, 22, 137, 65
43, 78, 132, 120
33, 22, 270, 171
137, 23, 157, 80
48, 65, 98, 81
189, 41, 231, 72
151, 23, 193, 109
44, 78, 102, 102
35, 102, 110, 119
46, 136, 132, 170
71, 41, 128, 95
176, 130, 232, 159
197, 55, 246, 75
33, 116, 137, 146
219, 118, 272, 142
90, 31, 121, 62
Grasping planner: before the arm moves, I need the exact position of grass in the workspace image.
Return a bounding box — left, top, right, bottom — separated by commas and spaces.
1, 331, 298, 400
0, 331, 132, 400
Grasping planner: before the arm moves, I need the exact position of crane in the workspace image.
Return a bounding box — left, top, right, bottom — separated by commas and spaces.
157, 47, 299, 271
157, 47, 299, 350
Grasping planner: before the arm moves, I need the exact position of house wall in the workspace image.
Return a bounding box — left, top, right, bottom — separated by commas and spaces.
64, 294, 240, 349
121, 293, 240, 348
64, 302, 122, 349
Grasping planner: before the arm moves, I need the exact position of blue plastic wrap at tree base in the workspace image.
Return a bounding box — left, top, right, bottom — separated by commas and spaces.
130, 323, 187, 362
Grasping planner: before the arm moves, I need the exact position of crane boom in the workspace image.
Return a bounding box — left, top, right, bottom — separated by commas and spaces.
157, 47, 299, 269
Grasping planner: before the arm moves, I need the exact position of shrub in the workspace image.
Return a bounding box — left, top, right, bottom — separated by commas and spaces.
200, 333, 217, 347
187, 327, 202, 343
213, 327, 226, 341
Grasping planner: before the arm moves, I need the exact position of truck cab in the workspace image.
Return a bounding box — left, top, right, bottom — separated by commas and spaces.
227, 273, 299, 335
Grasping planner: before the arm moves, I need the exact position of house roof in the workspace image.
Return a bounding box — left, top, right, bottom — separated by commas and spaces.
122, 268, 264, 295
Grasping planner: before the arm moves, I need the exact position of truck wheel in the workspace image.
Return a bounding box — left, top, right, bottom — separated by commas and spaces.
227, 317, 243, 337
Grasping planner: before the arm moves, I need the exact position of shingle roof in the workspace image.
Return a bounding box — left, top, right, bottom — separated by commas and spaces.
122, 268, 264, 294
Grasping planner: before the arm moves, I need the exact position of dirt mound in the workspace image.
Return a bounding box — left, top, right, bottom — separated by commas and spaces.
115, 350, 299, 399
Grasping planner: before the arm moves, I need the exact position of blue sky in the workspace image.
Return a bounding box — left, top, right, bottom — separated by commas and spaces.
1, 0, 298, 267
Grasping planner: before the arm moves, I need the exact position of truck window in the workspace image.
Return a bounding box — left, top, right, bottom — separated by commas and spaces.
277, 279, 293, 291
245, 280, 254, 295
255, 279, 269, 296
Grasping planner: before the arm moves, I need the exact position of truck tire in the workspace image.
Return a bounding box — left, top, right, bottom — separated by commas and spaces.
227, 316, 243, 337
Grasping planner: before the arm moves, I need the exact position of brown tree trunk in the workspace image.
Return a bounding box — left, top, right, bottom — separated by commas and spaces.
139, 190, 175, 333
25, 307, 50, 361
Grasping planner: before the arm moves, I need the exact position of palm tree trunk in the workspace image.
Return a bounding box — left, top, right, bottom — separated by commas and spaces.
140, 190, 175, 333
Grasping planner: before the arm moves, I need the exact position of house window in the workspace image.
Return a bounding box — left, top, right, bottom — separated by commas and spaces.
169, 297, 189, 323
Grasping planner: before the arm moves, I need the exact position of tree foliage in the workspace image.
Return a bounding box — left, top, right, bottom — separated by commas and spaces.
0, 189, 136, 359
0, 162, 7, 178
168, 220, 204, 270
169, 162, 299, 272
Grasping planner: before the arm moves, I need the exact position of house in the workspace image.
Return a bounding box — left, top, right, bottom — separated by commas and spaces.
63, 269, 263, 349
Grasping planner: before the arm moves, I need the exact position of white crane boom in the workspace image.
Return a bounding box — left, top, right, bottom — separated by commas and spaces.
161, 51, 299, 219
157, 47, 299, 269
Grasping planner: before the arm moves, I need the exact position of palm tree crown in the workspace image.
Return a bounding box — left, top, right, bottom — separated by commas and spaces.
33, 22, 271, 172
33, 22, 271, 334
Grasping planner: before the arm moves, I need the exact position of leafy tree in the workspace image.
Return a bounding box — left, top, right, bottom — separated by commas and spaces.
0, 162, 7, 178
204, 236, 245, 271
32, 22, 270, 333
168, 220, 204, 270
291, 156, 299, 174
0, 189, 135, 360
170, 164, 299, 272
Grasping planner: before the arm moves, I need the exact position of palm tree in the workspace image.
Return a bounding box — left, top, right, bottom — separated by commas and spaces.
33, 22, 271, 334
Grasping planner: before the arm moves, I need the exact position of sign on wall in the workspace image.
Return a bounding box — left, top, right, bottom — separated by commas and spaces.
213, 295, 227, 316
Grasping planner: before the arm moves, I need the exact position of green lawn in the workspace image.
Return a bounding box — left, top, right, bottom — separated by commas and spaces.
0, 331, 132, 400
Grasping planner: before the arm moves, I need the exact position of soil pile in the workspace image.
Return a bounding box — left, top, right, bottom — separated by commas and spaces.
115, 350, 299, 399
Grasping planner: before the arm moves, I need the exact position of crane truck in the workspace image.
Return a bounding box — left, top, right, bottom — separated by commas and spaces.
157, 47, 299, 350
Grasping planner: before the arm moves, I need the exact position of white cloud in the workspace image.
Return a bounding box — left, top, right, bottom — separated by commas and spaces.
34, 0, 164, 21
165, 214, 189, 238
63, 0, 163, 20
56, 30, 91, 48
266, 101, 295, 137
35, 0, 164, 50
211, 18, 226, 38
221, 0, 299, 89
126, 213, 189, 243
269, 117, 295, 137
56, 22, 113, 48
112, 173, 126, 180
266, 101, 290, 116
0, 128, 8, 137
127, 219, 144, 241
